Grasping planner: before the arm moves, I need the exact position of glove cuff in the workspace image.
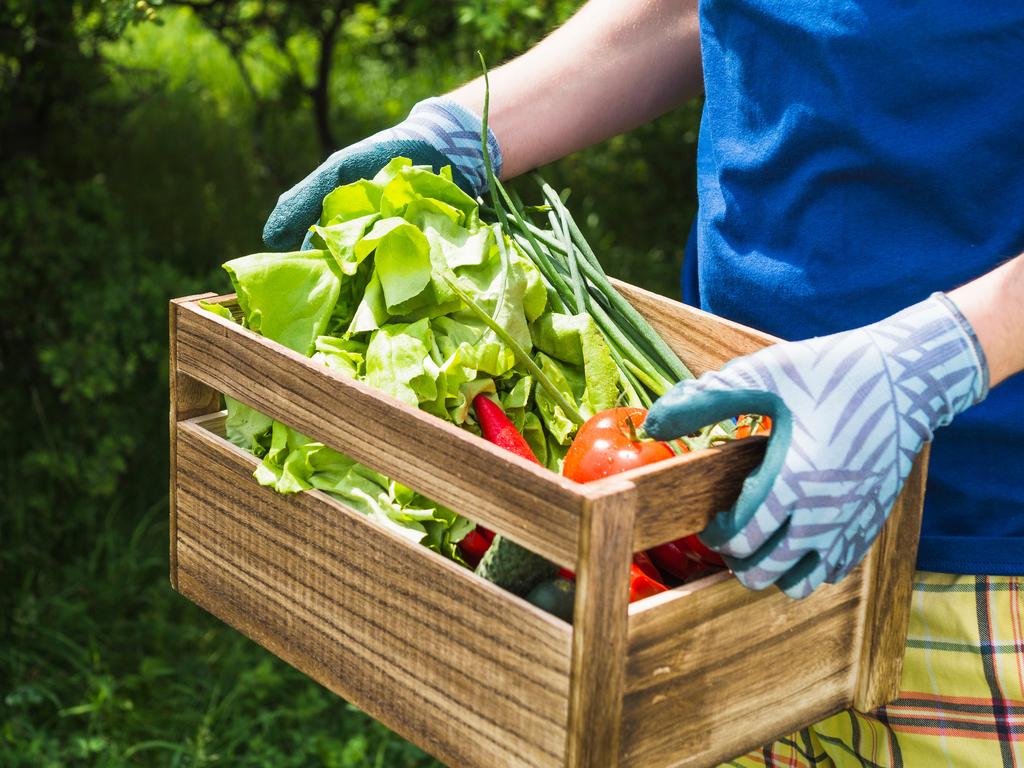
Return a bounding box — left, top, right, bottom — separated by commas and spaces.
874, 292, 990, 433
379, 97, 503, 195
931, 292, 991, 403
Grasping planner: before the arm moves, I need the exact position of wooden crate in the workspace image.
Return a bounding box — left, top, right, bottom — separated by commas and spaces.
169, 282, 926, 768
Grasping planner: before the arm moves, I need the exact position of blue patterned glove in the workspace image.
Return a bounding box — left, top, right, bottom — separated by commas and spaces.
644, 293, 988, 599
262, 97, 502, 251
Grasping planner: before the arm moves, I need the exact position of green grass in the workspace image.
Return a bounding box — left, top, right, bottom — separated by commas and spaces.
2, 490, 445, 767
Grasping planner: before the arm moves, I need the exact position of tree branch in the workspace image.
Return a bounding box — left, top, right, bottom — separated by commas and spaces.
310, 0, 348, 154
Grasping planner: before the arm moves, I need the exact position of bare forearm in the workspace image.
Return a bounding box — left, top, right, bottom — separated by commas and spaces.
449, 0, 702, 179
949, 255, 1024, 388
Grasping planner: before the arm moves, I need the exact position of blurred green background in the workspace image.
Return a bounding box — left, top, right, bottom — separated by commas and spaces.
1, 2, 700, 765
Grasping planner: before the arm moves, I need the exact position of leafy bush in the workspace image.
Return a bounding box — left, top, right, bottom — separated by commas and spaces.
1, 2, 700, 764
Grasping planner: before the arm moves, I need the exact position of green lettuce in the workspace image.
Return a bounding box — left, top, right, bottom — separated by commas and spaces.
211, 157, 631, 563
364, 318, 440, 410
223, 250, 341, 356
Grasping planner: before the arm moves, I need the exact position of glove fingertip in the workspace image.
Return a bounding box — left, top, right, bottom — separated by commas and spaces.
643, 381, 702, 439
262, 199, 308, 252
777, 557, 828, 599
779, 578, 816, 600
733, 568, 773, 593
300, 228, 317, 251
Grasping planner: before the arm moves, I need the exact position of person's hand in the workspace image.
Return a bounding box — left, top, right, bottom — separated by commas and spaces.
645, 294, 989, 598
262, 98, 501, 251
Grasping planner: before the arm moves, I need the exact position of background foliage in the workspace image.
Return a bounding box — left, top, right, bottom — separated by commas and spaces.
1, 1, 700, 764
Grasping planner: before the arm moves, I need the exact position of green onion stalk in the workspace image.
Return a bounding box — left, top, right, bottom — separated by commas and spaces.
474, 52, 733, 449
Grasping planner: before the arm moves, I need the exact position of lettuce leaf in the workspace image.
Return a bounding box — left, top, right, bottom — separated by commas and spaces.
312, 212, 379, 275
223, 250, 341, 355
532, 312, 618, 416
364, 318, 440, 409
320, 178, 384, 224
225, 397, 273, 456
312, 335, 366, 379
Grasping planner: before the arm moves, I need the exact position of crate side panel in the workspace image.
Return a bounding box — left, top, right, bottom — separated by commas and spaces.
854, 448, 928, 710
169, 294, 221, 589
174, 301, 581, 569
620, 574, 863, 768
614, 281, 778, 375
174, 424, 571, 768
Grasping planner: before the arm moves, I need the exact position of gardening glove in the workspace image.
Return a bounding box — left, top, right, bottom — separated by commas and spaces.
262, 97, 502, 251
644, 293, 988, 599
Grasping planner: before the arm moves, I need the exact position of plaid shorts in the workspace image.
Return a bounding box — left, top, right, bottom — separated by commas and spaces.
724, 572, 1024, 767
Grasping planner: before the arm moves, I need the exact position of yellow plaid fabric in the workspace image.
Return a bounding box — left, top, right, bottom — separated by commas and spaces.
723, 572, 1024, 767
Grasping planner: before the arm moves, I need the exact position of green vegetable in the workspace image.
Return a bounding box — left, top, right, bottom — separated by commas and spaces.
526, 578, 576, 623
474, 534, 557, 596
204, 70, 735, 590
223, 250, 341, 356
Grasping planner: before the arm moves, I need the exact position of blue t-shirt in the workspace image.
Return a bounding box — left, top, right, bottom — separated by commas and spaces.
685, 0, 1024, 574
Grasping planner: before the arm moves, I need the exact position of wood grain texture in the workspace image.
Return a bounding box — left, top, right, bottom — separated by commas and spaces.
175, 419, 573, 768
598, 436, 768, 550
853, 446, 929, 711
170, 281, 926, 768
613, 281, 779, 375
565, 479, 636, 767
621, 570, 865, 768
173, 299, 587, 570
169, 294, 220, 589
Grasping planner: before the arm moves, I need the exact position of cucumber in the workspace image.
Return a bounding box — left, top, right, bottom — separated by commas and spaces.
474, 534, 557, 596
526, 578, 575, 623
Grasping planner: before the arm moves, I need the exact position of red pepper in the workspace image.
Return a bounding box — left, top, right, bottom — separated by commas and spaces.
630, 563, 668, 602
472, 394, 541, 464
679, 533, 726, 567
459, 397, 542, 566
648, 540, 705, 580
633, 551, 662, 581
648, 534, 726, 580
458, 528, 493, 568
554, 561, 668, 604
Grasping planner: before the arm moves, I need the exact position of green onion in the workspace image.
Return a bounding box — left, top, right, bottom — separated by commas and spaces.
441, 271, 584, 425
473, 53, 701, 436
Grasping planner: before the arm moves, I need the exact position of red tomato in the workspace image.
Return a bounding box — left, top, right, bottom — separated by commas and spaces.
563, 408, 680, 601
563, 408, 680, 483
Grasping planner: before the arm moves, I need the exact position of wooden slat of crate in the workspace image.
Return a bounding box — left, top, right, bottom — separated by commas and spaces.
614, 282, 776, 376
620, 572, 862, 768
172, 299, 586, 570
852, 446, 927, 711
599, 437, 768, 551
169, 293, 221, 590
175, 416, 573, 768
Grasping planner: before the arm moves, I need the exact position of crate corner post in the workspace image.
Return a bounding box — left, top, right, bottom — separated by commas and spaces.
169, 294, 221, 590
565, 477, 637, 768
852, 444, 930, 712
